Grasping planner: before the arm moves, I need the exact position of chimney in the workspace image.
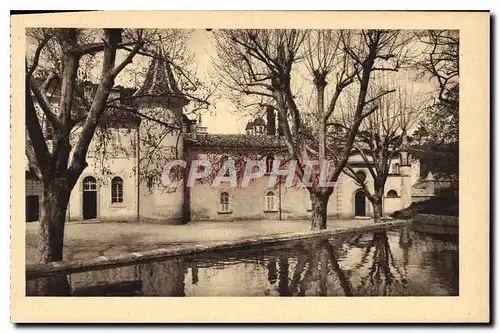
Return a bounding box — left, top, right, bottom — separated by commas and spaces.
190, 119, 198, 139
425, 171, 435, 195
266, 106, 276, 135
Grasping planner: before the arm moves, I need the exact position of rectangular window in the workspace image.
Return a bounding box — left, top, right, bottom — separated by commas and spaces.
265, 193, 276, 211
111, 178, 124, 203
112, 189, 123, 203
220, 203, 230, 212
219, 193, 230, 212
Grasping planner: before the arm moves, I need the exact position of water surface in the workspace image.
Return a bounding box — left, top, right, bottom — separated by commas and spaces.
27, 226, 459, 296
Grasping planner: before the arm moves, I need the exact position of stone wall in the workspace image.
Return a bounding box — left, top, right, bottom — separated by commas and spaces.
67, 156, 139, 222
188, 170, 411, 221
412, 214, 459, 235
189, 177, 318, 221
413, 213, 458, 226
26, 178, 43, 196
412, 214, 458, 235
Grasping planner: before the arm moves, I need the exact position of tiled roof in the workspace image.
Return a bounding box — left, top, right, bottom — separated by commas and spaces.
98, 108, 142, 127
185, 133, 286, 152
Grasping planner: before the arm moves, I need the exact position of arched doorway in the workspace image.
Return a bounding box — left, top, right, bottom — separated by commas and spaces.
83, 176, 97, 220
354, 191, 366, 216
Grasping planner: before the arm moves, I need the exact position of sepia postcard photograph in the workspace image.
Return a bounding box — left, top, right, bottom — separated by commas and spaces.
10, 10, 490, 323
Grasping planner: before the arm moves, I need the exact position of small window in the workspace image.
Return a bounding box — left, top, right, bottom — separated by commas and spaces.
265, 191, 277, 212
356, 170, 367, 183
111, 177, 124, 203
220, 192, 230, 212
387, 190, 398, 197
83, 176, 97, 191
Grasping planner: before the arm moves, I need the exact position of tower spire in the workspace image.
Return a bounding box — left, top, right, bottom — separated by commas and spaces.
133, 39, 188, 111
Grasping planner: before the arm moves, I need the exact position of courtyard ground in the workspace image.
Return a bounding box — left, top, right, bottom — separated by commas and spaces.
25, 219, 377, 265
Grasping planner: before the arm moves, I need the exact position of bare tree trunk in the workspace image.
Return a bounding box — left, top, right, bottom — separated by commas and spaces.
310, 192, 329, 230
371, 187, 385, 222
38, 179, 70, 263
30, 177, 73, 296
372, 200, 383, 222
317, 241, 329, 296
320, 239, 353, 296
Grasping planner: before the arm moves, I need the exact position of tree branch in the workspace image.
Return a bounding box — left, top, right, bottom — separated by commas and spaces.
26, 32, 53, 78
25, 78, 50, 176
110, 41, 144, 77
28, 76, 64, 130
25, 135, 43, 180
363, 89, 396, 107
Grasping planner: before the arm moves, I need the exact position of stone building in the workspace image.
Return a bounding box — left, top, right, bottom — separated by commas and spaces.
25, 48, 435, 223
184, 116, 434, 221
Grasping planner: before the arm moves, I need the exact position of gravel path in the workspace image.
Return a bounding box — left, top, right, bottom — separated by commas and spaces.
25, 219, 376, 264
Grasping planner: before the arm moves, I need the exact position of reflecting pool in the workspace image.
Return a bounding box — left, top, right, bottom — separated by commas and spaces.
27, 226, 458, 297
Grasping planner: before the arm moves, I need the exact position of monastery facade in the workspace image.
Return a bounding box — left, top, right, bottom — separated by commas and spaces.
25, 48, 435, 223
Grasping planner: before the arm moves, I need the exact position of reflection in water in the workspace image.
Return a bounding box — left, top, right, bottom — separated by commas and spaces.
277, 255, 291, 296
267, 259, 277, 285
26, 227, 458, 297
191, 264, 199, 285
139, 259, 185, 296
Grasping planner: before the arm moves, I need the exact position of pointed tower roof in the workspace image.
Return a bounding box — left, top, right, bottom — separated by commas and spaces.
425, 171, 434, 181
254, 117, 266, 126
134, 43, 189, 111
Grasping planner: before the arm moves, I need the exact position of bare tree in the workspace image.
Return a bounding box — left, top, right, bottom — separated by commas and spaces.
416, 30, 459, 111
412, 30, 459, 187
213, 29, 414, 230
340, 79, 426, 220
25, 28, 210, 264
413, 29, 459, 144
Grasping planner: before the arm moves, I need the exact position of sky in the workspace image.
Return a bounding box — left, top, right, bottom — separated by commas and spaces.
182, 29, 435, 135
185, 29, 248, 134
43, 29, 435, 135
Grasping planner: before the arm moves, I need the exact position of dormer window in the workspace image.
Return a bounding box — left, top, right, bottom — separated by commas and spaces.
253, 117, 266, 135
245, 121, 255, 136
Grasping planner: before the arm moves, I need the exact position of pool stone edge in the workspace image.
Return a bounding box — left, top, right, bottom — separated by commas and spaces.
26, 220, 411, 280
